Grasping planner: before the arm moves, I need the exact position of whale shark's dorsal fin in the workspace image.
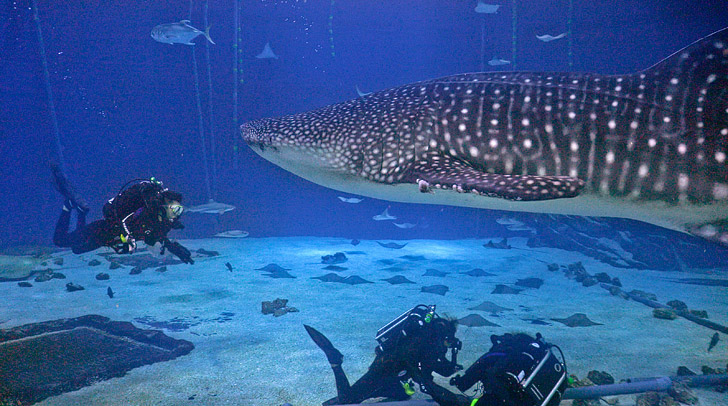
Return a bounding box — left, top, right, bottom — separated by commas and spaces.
408, 153, 584, 201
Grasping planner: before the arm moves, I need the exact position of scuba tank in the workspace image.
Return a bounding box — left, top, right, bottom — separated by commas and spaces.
375, 304, 438, 354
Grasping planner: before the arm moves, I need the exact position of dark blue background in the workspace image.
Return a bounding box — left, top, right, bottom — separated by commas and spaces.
1, 0, 727, 249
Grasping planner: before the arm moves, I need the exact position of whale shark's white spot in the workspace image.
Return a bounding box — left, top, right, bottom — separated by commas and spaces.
373, 207, 397, 221
475, 1, 500, 13
355, 85, 372, 97
338, 196, 363, 203
255, 42, 279, 59
536, 32, 568, 42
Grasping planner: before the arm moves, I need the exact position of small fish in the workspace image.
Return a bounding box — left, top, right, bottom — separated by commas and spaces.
373, 207, 397, 221
186, 200, 235, 215
350, 239, 360, 246
377, 241, 408, 249
337, 196, 363, 203
393, 222, 416, 229
151, 20, 215, 46
355, 85, 372, 97
214, 230, 249, 238
107, 287, 114, 298
475, 1, 500, 14
488, 57, 511, 66
536, 32, 568, 42
225, 262, 233, 272
256, 42, 279, 59
708, 333, 720, 352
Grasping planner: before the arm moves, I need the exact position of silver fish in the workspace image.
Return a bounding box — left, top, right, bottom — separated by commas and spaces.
151, 20, 214, 45
241, 28, 728, 246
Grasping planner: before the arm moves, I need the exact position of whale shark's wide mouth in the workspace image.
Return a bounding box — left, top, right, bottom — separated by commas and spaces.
240, 119, 277, 149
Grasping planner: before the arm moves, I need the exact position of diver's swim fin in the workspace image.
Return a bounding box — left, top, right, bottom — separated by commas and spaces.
50, 162, 89, 213
304, 324, 343, 365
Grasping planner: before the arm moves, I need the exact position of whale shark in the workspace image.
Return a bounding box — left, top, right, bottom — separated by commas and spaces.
241, 28, 728, 245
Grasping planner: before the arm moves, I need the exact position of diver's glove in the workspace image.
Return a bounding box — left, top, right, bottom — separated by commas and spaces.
111, 234, 136, 254
164, 240, 194, 264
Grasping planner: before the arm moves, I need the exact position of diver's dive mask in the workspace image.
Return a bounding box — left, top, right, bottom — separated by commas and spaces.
166, 203, 184, 218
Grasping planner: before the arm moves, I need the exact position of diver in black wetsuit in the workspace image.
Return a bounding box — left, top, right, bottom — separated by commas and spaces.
51, 163, 194, 264
305, 305, 462, 405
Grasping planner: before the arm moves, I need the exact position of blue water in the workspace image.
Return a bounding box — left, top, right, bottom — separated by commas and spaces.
1, 1, 728, 404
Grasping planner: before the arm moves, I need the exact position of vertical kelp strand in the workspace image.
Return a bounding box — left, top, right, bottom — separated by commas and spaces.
567, 0, 573, 68
190, 0, 212, 201
203, 0, 217, 198
511, 0, 517, 70
31, 0, 65, 171
328, 0, 335, 57
232, 0, 241, 170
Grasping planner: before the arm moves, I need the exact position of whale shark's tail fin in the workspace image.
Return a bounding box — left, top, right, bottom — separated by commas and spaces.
641, 27, 728, 127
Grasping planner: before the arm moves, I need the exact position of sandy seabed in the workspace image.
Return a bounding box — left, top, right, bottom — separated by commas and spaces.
0, 237, 726, 406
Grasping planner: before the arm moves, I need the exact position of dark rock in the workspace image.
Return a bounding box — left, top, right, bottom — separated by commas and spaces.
630, 290, 658, 301
551, 313, 602, 327
88, 259, 101, 266
611, 277, 622, 287
196, 248, 219, 257
155, 266, 168, 273
321, 252, 347, 264
18, 282, 32, 287
653, 308, 678, 320
129, 266, 142, 275
262, 298, 288, 315
95, 273, 110, 281
667, 381, 698, 404
286, 307, 299, 313
458, 314, 500, 327
491, 284, 522, 295
381, 275, 415, 285
594, 272, 612, 283
701, 365, 717, 375
515, 277, 544, 289
587, 370, 615, 385
635, 392, 661, 406
273, 308, 288, 317
581, 277, 598, 287
66, 283, 85, 292
483, 238, 511, 249
34, 272, 53, 282
109, 262, 122, 270
677, 366, 697, 376
689, 309, 708, 319
421, 285, 449, 296
547, 263, 560, 272
51, 272, 66, 280
667, 300, 688, 311
53, 257, 64, 266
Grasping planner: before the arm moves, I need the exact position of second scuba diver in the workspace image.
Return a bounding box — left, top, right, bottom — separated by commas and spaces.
51, 163, 194, 264
305, 305, 462, 405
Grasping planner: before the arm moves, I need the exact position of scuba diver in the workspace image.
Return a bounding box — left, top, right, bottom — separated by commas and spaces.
415, 332, 568, 406
50, 163, 194, 264
304, 305, 463, 405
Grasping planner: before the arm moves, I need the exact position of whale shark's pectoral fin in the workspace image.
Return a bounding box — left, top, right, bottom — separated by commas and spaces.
408, 155, 584, 201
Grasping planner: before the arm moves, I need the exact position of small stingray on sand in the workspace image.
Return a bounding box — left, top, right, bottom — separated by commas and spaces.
462, 268, 496, 277
256, 264, 290, 272
400, 255, 426, 261
377, 242, 408, 249
483, 238, 511, 249
383, 266, 408, 273
323, 265, 348, 271
468, 301, 513, 313
343, 276, 373, 285
423, 269, 448, 277
378, 259, 398, 265
551, 313, 602, 327
421, 285, 449, 296
523, 318, 552, 326
491, 284, 522, 294
458, 314, 500, 327
515, 277, 544, 289
382, 275, 415, 285
312, 273, 346, 283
